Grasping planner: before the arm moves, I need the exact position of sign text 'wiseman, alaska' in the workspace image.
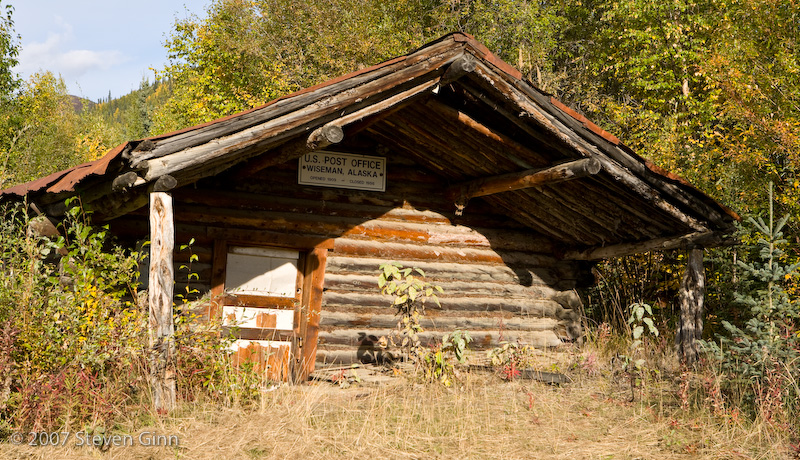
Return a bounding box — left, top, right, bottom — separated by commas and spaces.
298, 151, 386, 192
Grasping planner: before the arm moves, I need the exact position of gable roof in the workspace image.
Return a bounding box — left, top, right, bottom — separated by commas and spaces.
0, 33, 738, 260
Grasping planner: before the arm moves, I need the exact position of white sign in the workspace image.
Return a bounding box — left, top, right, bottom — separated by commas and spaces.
298, 151, 386, 191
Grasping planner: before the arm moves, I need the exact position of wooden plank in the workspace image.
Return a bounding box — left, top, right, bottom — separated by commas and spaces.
218, 294, 298, 309
225, 328, 294, 342
298, 247, 329, 381
209, 239, 227, 320
148, 192, 176, 413
321, 292, 571, 318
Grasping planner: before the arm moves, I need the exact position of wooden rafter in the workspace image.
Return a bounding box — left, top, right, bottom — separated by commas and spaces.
562, 230, 736, 261
448, 158, 601, 215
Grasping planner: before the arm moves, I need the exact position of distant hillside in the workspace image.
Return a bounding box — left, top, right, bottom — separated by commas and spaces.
87, 79, 172, 144
68, 95, 96, 113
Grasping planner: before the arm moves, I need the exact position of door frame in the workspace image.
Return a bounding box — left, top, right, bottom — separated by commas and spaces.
209, 231, 332, 382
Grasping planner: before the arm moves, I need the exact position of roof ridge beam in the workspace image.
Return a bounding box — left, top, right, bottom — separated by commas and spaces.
136, 50, 463, 184
131, 38, 467, 165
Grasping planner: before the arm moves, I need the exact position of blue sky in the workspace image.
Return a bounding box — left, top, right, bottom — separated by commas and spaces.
12, 0, 210, 102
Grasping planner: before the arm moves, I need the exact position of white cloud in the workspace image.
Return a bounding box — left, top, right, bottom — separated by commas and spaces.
15, 19, 128, 80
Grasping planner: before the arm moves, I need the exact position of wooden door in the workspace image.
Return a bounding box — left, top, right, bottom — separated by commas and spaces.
219, 246, 304, 382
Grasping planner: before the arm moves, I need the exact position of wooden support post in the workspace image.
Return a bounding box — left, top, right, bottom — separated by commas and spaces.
148, 192, 176, 412
677, 247, 705, 365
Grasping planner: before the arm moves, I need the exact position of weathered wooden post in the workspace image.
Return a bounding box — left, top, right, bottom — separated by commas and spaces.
676, 247, 705, 365
148, 191, 176, 412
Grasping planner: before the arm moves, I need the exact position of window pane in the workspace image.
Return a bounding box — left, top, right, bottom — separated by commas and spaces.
225, 249, 298, 297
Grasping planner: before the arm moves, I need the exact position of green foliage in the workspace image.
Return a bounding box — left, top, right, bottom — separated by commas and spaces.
418, 330, 472, 387
628, 302, 659, 353
487, 341, 537, 381
442, 329, 472, 364
0, 2, 19, 101
153, 0, 442, 132
378, 262, 442, 358
0, 200, 145, 430
0, 72, 128, 189
88, 78, 172, 141
0, 73, 81, 188
703, 188, 800, 422
585, 252, 682, 333
429, 0, 569, 91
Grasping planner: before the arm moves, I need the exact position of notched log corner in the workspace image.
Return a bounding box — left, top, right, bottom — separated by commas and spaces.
152, 175, 178, 192
112, 171, 140, 192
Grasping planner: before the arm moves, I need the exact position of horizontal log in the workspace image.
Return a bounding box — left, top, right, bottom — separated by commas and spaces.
323, 273, 559, 298
563, 230, 735, 260
333, 239, 557, 266
440, 53, 477, 85
307, 77, 440, 151
321, 292, 574, 318
448, 157, 602, 200
172, 189, 553, 252
112, 172, 140, 192
317, 329, 563, 349
138, 52, 462, 183
318, 311, 559, 332
207, 227, 335, 250
307, 124, 344, 151
315, 330, 564, 364
326, 255, 560, 285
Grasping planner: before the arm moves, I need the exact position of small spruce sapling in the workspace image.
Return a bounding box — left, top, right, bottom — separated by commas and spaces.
704, 184, 799, 416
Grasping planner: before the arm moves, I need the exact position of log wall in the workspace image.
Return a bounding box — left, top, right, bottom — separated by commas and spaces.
108, 154, 588, 367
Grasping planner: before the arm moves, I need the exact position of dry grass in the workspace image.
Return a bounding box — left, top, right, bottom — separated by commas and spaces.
1, 356, 795, 460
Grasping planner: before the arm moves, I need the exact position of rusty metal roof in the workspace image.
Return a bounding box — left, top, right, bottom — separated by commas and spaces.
0, 32, 738, 256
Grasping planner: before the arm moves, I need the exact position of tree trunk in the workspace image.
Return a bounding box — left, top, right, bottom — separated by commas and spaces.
677, 248, 705, 365
148, 191, 176, 412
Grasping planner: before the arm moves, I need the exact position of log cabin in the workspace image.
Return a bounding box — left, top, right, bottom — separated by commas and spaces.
0, 34, 738, 397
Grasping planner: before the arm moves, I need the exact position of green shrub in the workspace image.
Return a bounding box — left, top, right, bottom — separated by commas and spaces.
703, 191, 800, 424
0, 200, 146, 431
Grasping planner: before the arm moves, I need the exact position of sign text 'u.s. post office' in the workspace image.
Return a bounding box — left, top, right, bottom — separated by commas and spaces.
298, 151, 386, 192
